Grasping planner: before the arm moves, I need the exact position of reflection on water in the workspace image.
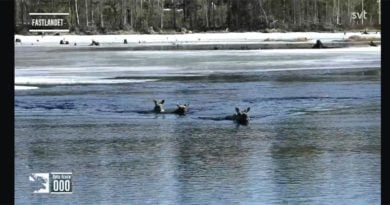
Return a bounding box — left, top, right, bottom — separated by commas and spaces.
15, 48, 380, 204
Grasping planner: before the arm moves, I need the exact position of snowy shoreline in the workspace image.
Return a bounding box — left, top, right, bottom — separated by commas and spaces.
15, 32, 380, 49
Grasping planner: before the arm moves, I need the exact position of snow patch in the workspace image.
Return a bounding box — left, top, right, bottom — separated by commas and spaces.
15, 32, 380, 47
15, 76, 157, 85
15, 85, 39, 90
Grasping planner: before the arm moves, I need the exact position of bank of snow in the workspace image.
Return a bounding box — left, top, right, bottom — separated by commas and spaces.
15, 85, 39, 90
14, 32, 380, 47
15, 77, 158, 85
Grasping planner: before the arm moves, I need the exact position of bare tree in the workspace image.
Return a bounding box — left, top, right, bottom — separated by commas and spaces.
204, 0, 209, 28
378, 0, 380, 25
258, 0, 269, 27
99, 0, 104, 28
75, 0, 80, 26
348, 0, 351, 25
122, 0, 126, 26
172, 0, 176, 29
85, 0, 89, 26
159, 0, 164, 29
336, 0, 340, 25
361, 0, 364, 25
314, 0, 317, 24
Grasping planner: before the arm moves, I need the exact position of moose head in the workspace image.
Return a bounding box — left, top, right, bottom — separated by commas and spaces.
234, 107, 250, 125
174, 104, 189, 115
153, 99, 165, 113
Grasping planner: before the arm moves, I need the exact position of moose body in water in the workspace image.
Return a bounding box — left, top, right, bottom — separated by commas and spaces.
152, 99, 189, 115
226, 107, 251, 125
312, 40, 328, 48
199, 107, 251, 125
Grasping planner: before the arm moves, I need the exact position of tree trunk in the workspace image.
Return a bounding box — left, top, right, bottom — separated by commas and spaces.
258, 0, 269, 27
173, 0, 176, 29
100, 1, 104, 28
101, 13, 104, 28
362, 0, 364, 25
85, 0, 89, 27
336, 0, 340, 25
20, 0, 25, 25
378, 0, 381, 25
75, 0, 80, 26
123, 0, 126, 26
204, 0, 208, 28
183, 0, 186, 24
189, 3, 193, 30
283, 0, 286, 23
348, 0, 351, 25
160, 0, 164, 29
325, 1, 328, 24
293, 0, 296, 25
314, 0, 317, 24
299, 0, 302, 26
131, 0, 134, 28
68, 0, 72, 27
212, 2, 215, 28
332, 0, 335, 24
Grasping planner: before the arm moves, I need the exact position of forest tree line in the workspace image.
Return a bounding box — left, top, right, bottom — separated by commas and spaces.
15, 0, 381, 34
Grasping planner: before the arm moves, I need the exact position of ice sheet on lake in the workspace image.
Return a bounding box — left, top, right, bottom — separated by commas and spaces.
15, 47, 380, 87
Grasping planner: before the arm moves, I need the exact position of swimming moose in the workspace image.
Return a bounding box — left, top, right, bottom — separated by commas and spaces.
153, 99, 189, 115
227, 107, 251, 125
198, 107, 251, 125
153, 99, 165, 113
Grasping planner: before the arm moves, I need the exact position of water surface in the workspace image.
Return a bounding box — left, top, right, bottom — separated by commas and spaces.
15, 47, 380, 204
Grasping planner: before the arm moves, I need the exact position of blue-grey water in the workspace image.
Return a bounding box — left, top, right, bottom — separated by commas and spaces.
15, 47, 380, 205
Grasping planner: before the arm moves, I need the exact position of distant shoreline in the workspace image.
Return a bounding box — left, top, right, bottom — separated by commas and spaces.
15, 42, 381, 51
15, 32, 381, 50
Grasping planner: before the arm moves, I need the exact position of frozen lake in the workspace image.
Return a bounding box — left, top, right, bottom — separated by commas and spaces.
15, 46, 380, 204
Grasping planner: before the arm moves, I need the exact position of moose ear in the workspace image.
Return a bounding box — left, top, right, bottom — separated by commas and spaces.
246, 107, 250, 112
235, 107, 240, 113
177, 104, 180, 107
161, 100, 165, 104
153, 99, 157, 104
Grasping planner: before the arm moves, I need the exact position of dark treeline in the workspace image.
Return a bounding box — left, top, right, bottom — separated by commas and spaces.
15, 0, 381, 34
